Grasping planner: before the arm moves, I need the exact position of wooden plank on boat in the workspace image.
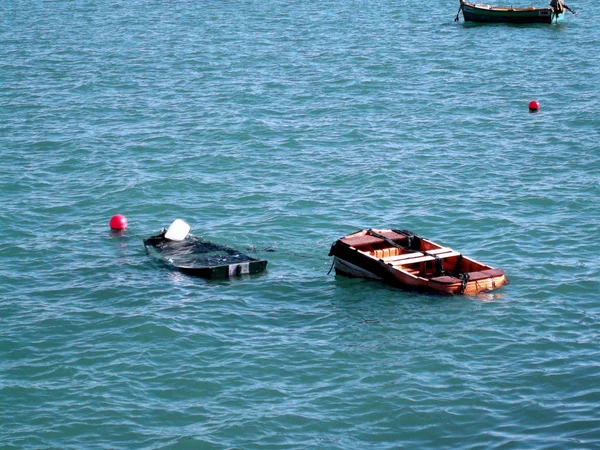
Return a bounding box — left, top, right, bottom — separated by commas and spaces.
424, 247, 454, 256
383, 248, 455, 263
392, 251, 461, 266
383, 252, 425, 263
392, 255, 436, 265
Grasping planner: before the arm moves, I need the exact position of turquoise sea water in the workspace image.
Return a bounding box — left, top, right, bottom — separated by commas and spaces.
2, 1, 600, 448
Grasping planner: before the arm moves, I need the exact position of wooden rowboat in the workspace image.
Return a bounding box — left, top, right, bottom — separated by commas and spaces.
456, 0, 564, 23
329, 228, 506, 295
144, 229, 267, 279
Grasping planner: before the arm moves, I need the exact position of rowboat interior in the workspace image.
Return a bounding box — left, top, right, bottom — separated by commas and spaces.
340, 230, 464, 276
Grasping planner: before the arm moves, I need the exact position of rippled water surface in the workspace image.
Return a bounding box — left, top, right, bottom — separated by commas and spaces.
2, 1, 600, 448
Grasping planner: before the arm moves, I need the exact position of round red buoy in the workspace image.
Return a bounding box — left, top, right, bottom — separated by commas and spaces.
529, 100, 540, 112
109, 214, 128, 230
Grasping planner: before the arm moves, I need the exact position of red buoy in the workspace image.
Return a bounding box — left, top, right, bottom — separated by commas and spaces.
529, 100, 540, 112
109, 214, 128, 230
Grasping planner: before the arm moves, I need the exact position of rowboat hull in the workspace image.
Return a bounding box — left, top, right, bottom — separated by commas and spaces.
329, 229, 506, 295
459, 0, 564, 23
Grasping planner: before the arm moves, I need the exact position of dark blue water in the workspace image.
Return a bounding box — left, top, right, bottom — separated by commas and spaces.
2, 1, 600, 448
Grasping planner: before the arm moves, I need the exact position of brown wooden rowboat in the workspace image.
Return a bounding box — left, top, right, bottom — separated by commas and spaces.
329, 228, 506, 295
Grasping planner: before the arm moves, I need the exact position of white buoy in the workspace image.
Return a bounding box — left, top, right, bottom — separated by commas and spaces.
165, 219, 190, 241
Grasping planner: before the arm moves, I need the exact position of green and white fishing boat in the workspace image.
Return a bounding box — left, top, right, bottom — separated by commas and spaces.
455, 0, 574, 23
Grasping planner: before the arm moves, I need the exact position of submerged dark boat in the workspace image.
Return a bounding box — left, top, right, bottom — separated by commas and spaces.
144, 228, 267, 279
456, 0, 565, 23
329, 228, 506, 295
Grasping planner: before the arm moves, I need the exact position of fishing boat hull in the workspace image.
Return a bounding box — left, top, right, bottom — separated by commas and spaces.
329, 229, 506, 295
144, 230, 267, 279
459, 0, 564, 23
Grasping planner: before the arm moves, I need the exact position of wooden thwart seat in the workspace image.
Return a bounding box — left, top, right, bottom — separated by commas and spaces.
390, 250, 461, 267
382, 251, 425, 262
423, 247, 454, 256
394, 255, 434, 265
382, 247, 456, 263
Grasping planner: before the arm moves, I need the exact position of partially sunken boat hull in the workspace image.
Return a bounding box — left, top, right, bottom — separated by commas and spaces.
459, 0, 564, 23
329, 229, 506, 295
144, 231, 267, 279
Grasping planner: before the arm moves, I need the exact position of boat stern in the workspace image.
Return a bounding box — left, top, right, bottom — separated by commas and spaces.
430, 269, 506, 295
